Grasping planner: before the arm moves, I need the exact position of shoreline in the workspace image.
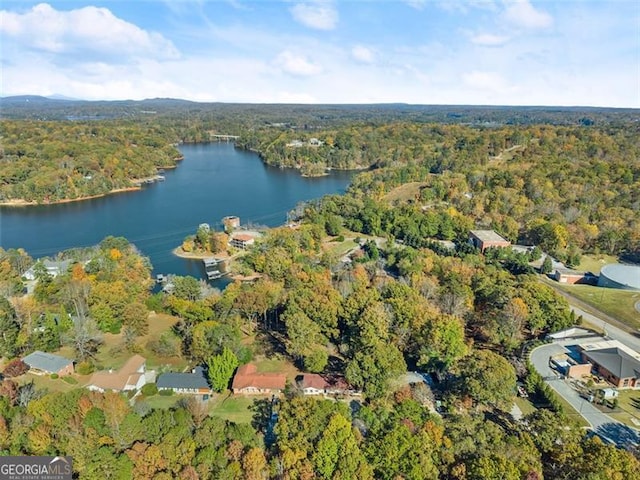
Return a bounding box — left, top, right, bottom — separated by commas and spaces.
172, 247, 231, 260
1, 145, 358, 208
0, 186, 142, 207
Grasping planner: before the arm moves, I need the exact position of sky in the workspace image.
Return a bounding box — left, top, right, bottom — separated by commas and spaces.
0, 1, 638, 106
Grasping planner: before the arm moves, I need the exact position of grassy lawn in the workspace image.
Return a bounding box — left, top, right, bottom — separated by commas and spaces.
324, 238, 358, 257
554, 395, 590, 428
576, 254, 619, 274
602, 390, 640, 428
138, 394, 181, 410
19, 372, 79, 393
209, 394, 259, 424
383, 182, 428, 203
87, 312, 187, 371
553, 283, 640, 330
254, 356, 300, 380
514, 397, 537, 416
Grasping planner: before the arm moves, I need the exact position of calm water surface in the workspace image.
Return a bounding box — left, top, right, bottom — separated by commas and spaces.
0, 143, 353, 282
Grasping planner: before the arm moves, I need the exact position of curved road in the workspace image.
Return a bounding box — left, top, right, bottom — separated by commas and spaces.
530, 341, 640, 448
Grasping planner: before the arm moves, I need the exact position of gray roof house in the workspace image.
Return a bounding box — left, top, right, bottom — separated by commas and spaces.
24, 259, 73, 281
22, 351, 74, 376
156, 366, 212, 395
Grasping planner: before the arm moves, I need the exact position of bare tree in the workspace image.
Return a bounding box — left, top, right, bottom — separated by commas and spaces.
68, 317, 103, 360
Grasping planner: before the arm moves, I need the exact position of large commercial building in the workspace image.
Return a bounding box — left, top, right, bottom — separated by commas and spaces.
598, 264, 640, 291
468, 230, 511, 253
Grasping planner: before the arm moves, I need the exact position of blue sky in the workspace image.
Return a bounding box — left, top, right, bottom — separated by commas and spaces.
1, 1, 638, 106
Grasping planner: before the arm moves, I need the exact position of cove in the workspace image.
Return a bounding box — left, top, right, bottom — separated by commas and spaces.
0, 143, 354, 282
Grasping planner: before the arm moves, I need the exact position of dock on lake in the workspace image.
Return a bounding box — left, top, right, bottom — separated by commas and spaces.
203, 257, 228, 280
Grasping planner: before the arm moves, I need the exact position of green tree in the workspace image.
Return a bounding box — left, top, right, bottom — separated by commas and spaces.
207, 347, 239, 392
457, 350, 516, 410
172, 276, 202, 302
0, 298, 20, 358
540, 255, 553, 274
313, 413, 373, 480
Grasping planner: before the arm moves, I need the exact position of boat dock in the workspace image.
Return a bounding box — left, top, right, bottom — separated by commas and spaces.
203, 258, 228, 280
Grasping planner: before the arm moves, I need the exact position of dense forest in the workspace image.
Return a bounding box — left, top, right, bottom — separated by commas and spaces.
1, 100, 640, 478
0, 121, 182, 203
1, 226, 639, 478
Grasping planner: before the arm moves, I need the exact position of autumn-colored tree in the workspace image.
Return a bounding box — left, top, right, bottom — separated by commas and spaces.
242, 447, 268, 480
3, 359, 29, 378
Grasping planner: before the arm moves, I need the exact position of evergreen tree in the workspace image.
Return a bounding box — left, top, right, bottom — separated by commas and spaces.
207, 347, 239, 392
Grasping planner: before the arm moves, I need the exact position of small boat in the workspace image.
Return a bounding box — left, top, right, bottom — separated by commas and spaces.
157, 175, 165, 182
156, 274, 165, 283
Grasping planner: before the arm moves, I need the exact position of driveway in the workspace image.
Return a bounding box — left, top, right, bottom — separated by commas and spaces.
530, 341, 640, 449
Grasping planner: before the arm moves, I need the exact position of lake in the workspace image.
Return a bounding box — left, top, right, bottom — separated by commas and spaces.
0, 143, 354, 282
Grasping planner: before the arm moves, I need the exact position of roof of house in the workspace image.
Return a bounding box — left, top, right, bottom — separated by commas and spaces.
88, 355, 146, 391
157, 366, 210, 390
232, 363, 286, 390
232, 234, 255, 242
469, 230, 510, 243
583, 347, 640, 379
22, 351, 73, 373
300, 373, 331, 390
555, 268, 587, 276
299, 374, 352, 391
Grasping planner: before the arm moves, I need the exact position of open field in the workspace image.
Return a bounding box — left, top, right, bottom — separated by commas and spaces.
576, 254, 619, 274
323, 237, 359, 257
84, 312, 188, 371
383, 181, 428, 203
552, 283, 640, 330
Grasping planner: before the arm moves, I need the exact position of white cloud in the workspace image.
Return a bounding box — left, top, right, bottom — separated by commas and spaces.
290, 1, 338, 30
351, 45, 376, 64
470, 33, 510, 46
503, 0, 553, 29
463, 70, 510, 92
274, 50, 322, 76
404, 0, 427, 10
0, 3, 179, 60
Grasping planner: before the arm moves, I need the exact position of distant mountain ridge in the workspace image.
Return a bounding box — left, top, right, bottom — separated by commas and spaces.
1, 94, 638, 125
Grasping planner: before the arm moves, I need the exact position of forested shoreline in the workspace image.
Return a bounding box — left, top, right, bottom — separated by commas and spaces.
1, 101, 640, 479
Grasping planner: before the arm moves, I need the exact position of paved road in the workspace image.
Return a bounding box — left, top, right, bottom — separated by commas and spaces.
530, 342, 640, 449
570, 305, 640, 352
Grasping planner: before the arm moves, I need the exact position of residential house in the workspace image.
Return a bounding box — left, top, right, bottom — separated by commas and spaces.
22, 351, 74, 376
230, 233, 255, 250
468, 230, 511, 253
24, 259, 73, 281
298, 374, 361, 396
579, 340, 640, 389
87, 355, 151, 392
156, 366, 212, 396
232, 364, 286, 395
